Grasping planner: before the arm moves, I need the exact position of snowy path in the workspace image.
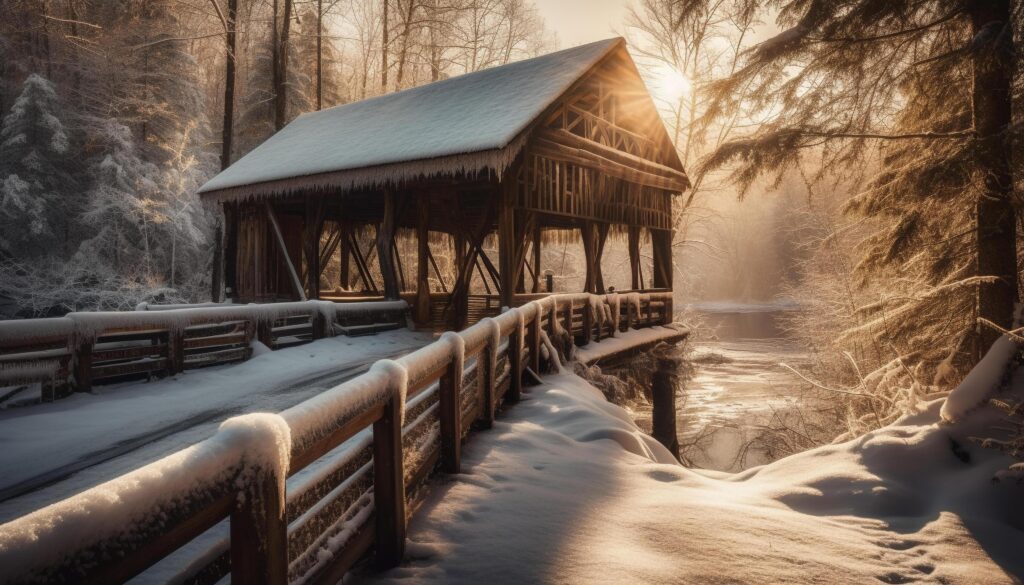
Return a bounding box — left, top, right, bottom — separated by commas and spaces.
358, 371, 1023, 585
0, 329, 433, 522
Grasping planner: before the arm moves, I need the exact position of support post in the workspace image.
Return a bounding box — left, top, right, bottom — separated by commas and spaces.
582, 298, 594, 345
595, 223, 609, 294
498, 193, 516, 309
168, 330, 185, 375
528, 307, 541, 374
478, 332, 497, 429
531, 223, 542, 293
581, 222, 596, 293
439, 355, 462, 473
211, 218, 224, 302
74, 339, 93, 393
452, 233, 468, 330
415, 196, 431, 327
628, 225, 641, 291
651, 351, 681, 462
225, 202, 238, 300
377, 192, 400, 300
373, 394, 406, 568
338, 222, 351, 290
507, 319, 523, 403
230, 464, 288, 584
651, 228, 672, 290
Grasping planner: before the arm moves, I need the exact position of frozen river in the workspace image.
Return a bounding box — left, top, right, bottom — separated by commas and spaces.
677, 302, 816, 471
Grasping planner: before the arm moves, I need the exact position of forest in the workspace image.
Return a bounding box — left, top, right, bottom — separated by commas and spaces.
3, 0, 1024, 451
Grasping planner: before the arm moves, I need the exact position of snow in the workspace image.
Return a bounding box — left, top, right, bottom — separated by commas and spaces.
198, 39, 621, 195
0, 412, 290, 582
359, 371, 1023, 585
575, 323, 689, 364
0, 328, 431, 521
941, 334, 1018, 423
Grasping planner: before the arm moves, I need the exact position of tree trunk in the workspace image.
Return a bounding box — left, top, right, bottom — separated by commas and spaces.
274, 0, 293, 130
221, 0, 237, 169
381, 0, 389, 92
970, 0, 1017, 357
316, 0, 323, 110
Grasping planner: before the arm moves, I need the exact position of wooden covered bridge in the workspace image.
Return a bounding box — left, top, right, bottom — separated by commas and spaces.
201, 37, 689, 330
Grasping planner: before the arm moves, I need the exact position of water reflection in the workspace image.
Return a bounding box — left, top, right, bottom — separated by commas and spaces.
679, 302, 812, 472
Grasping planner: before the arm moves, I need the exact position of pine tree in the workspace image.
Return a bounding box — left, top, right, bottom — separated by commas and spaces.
0, 73, 74, 258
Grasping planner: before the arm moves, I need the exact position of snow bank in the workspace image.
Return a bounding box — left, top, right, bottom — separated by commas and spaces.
0, 413, 291, 582
941, 334, 1018, 423
361, 371, 1023, 585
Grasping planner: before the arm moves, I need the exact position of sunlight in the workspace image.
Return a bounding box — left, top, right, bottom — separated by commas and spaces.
652, 63, 692, 102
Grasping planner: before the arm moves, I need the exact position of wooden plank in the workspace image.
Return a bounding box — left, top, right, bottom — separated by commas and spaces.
91, 344, 167, 362
290, 404, 385, 472
265, 202, 307, 301
439, 356, 462, 473
372, 396, 406, 568
184, 332, 249, 350
92, 358, 168, 380
230, 463, 287, 584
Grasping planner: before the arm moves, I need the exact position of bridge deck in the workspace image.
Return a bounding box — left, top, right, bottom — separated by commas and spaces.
0, 329, 433, 521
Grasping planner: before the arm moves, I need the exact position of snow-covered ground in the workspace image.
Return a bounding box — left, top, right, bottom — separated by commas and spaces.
0, 329, 432, 522
359, 370, 1023, 584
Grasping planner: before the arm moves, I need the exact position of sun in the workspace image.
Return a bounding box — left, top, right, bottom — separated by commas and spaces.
652, 63, 692, 102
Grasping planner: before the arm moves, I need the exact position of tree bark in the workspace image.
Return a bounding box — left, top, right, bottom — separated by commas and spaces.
274, 0, 293, 130
970, 0, 1017, 357
381, 0, 389, 92
316, 0, 323, 110
221, 0, 237, 169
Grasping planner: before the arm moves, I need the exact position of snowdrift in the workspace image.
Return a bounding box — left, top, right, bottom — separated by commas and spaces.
363, 372, 1023, 584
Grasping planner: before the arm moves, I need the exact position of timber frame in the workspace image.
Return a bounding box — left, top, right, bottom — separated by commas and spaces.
204, 39, 688, 330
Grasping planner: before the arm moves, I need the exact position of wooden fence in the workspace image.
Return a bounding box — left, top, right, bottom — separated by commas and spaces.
0, 300, 408, 401
0, 291, 673, 585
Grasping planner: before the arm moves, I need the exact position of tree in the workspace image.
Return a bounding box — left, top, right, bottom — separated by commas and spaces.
700, 0, 1017, 375
0, 73, 74, 258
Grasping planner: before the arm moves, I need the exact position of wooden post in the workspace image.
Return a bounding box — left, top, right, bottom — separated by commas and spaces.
507, 319, 523, 403
74, 339, 93, 393
595, 223, 609, 294
582, 298, 594, 345
338, 222, 351, 290
439, 355, 462, 473
265, 202, 307, 301
257, 320, 273, 348
225, 202, 238, 299
373, 394, 406, 568
528, 307, 541, 374
230, 465, 288, 584
478, 333, 496, 429
168, 330, 185, 375
628, 225, 641, 291
211, 219, 224, 302
581, 222, 596, 293
651, 228, 672, 290
531, 223, 542, 293
377, 192, 400, 300
304, 197, 326, 299
651, 352, 681, 462
498, 191, 516, 309
415, 196, 431, 327
452, 233, 468, 330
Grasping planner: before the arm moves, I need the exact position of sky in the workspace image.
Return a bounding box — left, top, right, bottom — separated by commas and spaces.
533, 0, 631, 47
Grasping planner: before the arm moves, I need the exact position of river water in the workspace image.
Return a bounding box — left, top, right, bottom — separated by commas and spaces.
675, 302, 814, 472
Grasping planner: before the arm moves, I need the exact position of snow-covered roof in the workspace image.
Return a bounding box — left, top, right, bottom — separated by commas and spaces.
199, 38, 625, 200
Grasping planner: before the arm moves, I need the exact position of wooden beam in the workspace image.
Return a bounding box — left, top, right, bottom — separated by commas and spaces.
265, 202, 307, 301
595, 222, 609, 294
533, 130, 689, 192
498, 185, 516, 308
531, 223, 542, 293
628, 225, 641, 290
304, 197, 327, 299
415, 196, 431, 326
652, 228, 672, 289
224, 202, 238, 299
377, 192, 400, 299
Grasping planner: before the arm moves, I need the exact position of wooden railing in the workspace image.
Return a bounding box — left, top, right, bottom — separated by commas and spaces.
0, 300, 408, 401
0, 292, 673, 585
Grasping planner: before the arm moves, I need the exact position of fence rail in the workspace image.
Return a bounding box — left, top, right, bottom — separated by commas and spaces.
0, 300, 408, 401
0, 291, 673, 585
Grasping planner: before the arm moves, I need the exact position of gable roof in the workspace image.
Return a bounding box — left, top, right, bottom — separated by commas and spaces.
199, 38, 675, 200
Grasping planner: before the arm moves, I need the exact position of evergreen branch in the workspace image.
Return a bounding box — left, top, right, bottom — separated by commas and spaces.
810, 9, 963, 44
802, 130, 973, 140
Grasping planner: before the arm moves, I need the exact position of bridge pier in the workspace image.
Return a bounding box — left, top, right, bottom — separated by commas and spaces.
651, 351, 681, 462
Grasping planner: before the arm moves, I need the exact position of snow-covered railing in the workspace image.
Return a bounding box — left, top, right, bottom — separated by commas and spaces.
0, 292, 673, 585
0, 300, 409, 401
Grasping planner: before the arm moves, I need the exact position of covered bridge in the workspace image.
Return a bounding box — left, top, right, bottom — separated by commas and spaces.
199, 37, 689, 329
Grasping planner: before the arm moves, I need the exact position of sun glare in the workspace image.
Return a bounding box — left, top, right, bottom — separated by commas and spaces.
653, 64, 692, 102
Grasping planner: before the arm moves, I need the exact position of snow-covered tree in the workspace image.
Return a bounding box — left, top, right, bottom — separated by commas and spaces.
0, 73, 75, 258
